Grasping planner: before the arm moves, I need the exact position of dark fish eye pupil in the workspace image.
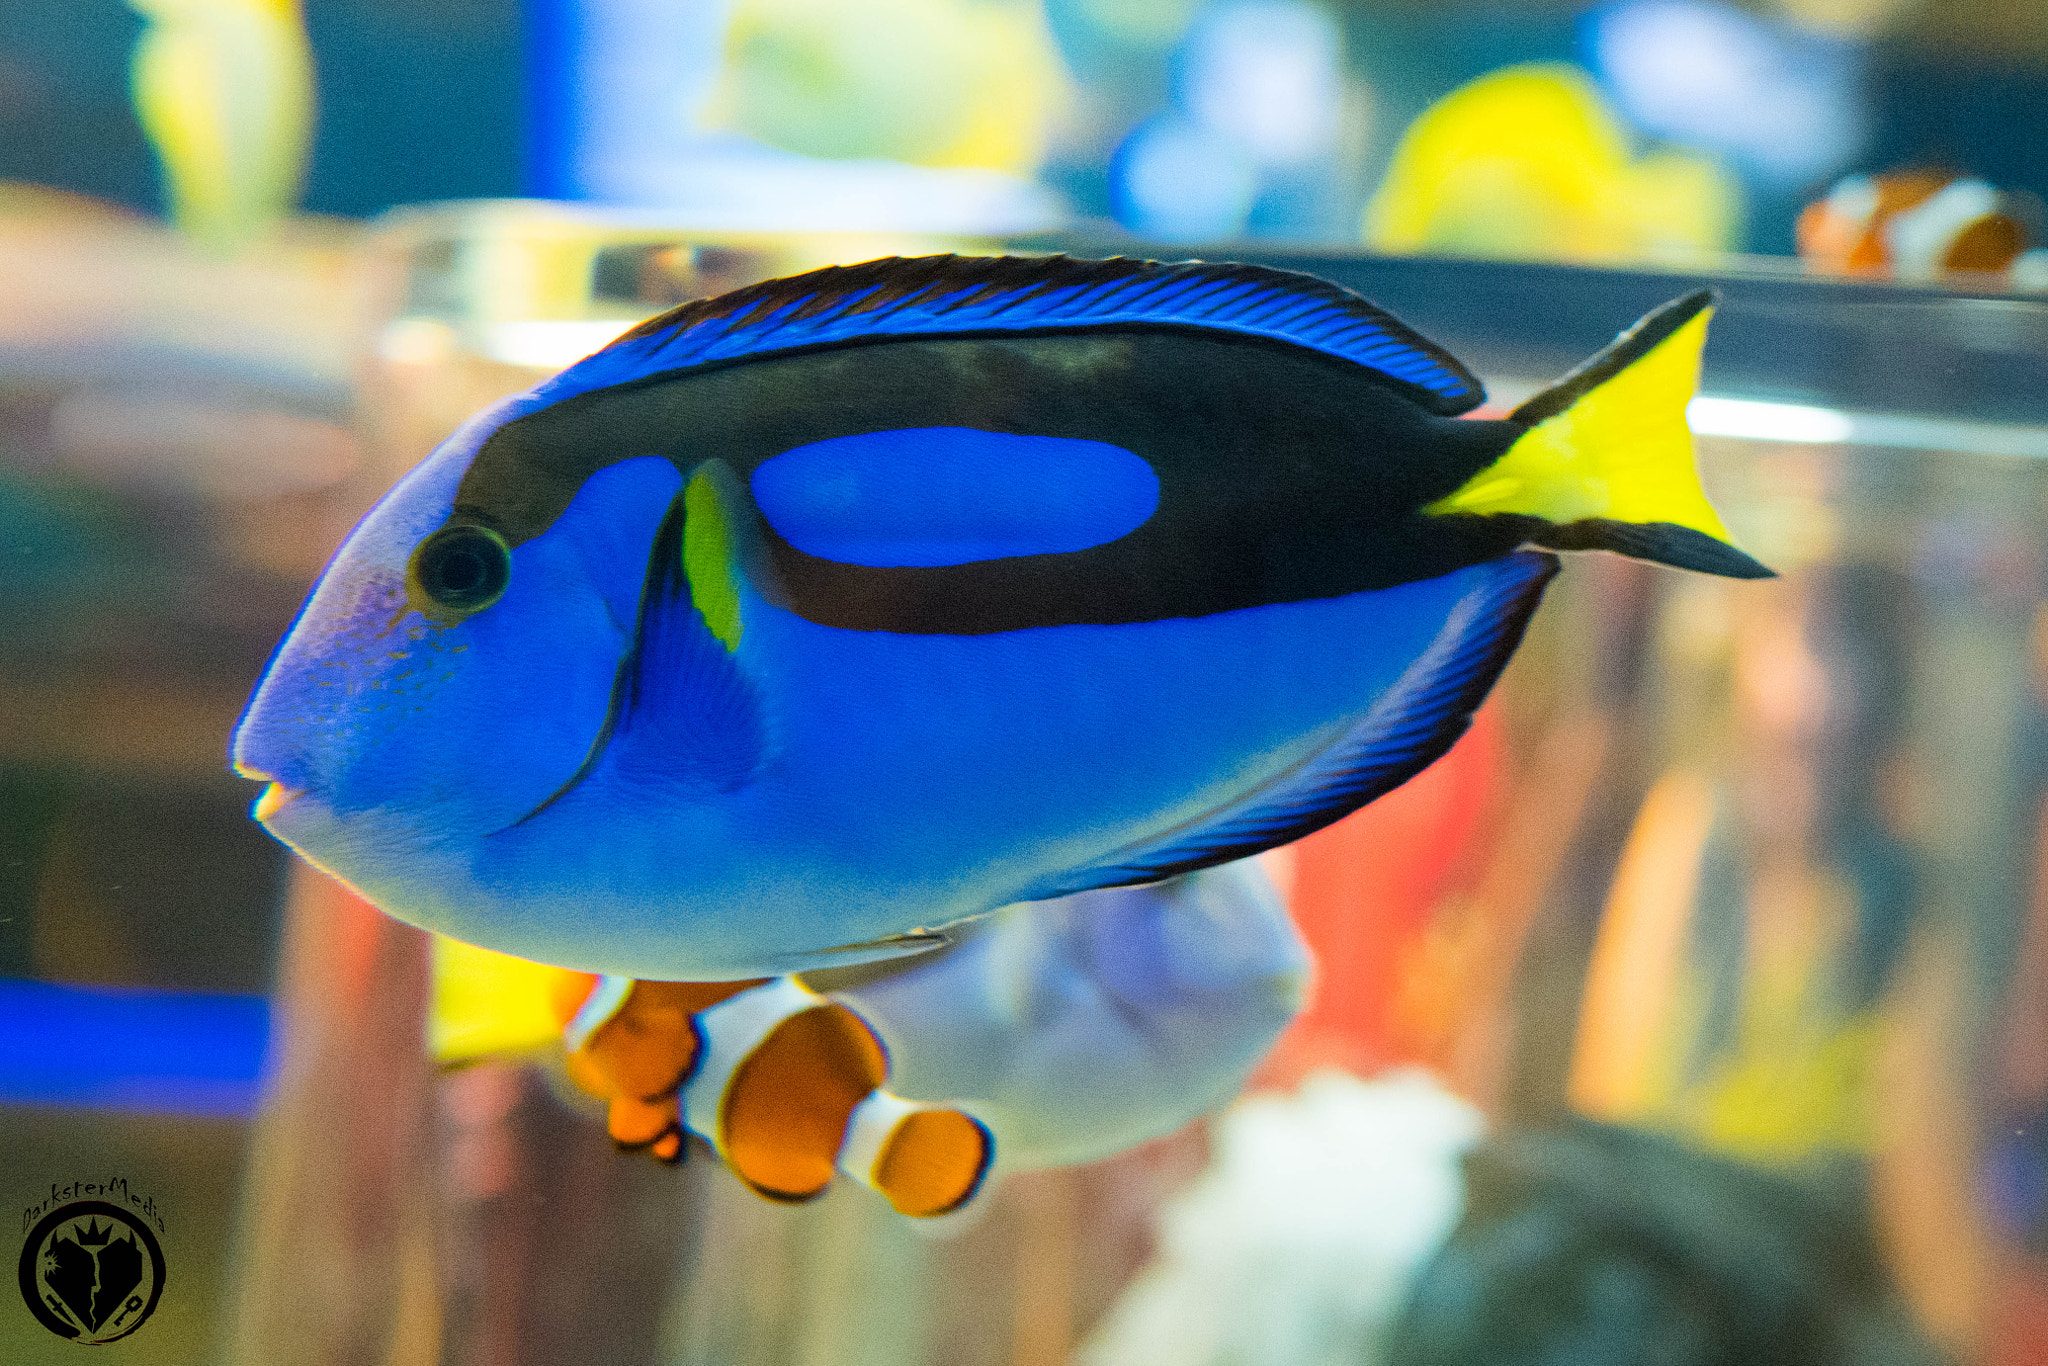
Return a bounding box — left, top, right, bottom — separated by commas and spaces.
437, 549, 484, 592
408, 524, 511, 619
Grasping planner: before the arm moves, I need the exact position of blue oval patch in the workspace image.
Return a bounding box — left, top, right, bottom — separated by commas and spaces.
750, 428, 1161, 568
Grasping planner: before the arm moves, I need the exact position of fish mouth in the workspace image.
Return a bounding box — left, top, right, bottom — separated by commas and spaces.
235, 763, 306, 823
253, 782, 304, 822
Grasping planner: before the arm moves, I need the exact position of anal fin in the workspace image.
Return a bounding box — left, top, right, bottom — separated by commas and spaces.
1021, 551, 1558, 898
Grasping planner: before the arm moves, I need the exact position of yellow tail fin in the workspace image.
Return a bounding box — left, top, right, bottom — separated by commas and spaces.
1426, 291, 1772, 579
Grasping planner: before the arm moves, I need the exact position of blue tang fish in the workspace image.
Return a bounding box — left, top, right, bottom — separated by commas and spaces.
233, 255, 1769, 979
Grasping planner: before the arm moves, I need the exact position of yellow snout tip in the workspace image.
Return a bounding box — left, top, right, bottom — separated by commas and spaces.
253, 782, 300, 822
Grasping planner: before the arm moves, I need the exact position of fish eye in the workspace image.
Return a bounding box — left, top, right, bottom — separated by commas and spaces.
408, 524, 512, 620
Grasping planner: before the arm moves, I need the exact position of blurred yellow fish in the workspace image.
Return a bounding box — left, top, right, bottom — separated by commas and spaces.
128, 0, 313, 251
1365, 63, 1738, 265
713, 0, 1069, 172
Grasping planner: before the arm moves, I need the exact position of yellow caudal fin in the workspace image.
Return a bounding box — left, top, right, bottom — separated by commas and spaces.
1425, 291, 1773, 579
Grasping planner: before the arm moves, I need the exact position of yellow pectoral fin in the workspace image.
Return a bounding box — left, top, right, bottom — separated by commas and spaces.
606, 1093, 682, 1155
1426, 297, 1771, 579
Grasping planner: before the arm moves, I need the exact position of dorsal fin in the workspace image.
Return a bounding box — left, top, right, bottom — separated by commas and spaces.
1018, 551, 1557, 900
541, 255, 1485, 415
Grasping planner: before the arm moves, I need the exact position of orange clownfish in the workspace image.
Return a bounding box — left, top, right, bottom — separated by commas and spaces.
430, 863, 1309, 1216
550, 971, 992, 1218
1797, 170, 2029, 279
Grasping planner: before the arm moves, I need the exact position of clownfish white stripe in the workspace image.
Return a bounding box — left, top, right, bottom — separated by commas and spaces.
681, 976, 826, 1152
562, 973, 635, 1054
837, 1089, 925, 1190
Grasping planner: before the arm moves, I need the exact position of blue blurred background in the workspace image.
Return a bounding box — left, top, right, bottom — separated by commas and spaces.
3, 0, 2047, 255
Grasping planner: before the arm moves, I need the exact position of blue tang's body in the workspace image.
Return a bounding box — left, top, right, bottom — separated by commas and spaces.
234, 255, 1767, 979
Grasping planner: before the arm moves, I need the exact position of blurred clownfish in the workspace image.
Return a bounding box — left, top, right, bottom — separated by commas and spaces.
234, 254, 1771, 982
1797, 171, 2031, 280
555, 973, 992, 1217
430, 862, 1308, 1215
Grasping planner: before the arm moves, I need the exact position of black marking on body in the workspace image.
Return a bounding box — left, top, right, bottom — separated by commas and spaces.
450, 330, 1524, 635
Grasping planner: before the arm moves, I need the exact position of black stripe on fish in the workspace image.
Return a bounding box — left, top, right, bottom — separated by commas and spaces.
452, 330, 1526, 636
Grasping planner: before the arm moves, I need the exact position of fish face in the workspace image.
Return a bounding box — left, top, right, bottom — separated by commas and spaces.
232, 401, 684, 912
